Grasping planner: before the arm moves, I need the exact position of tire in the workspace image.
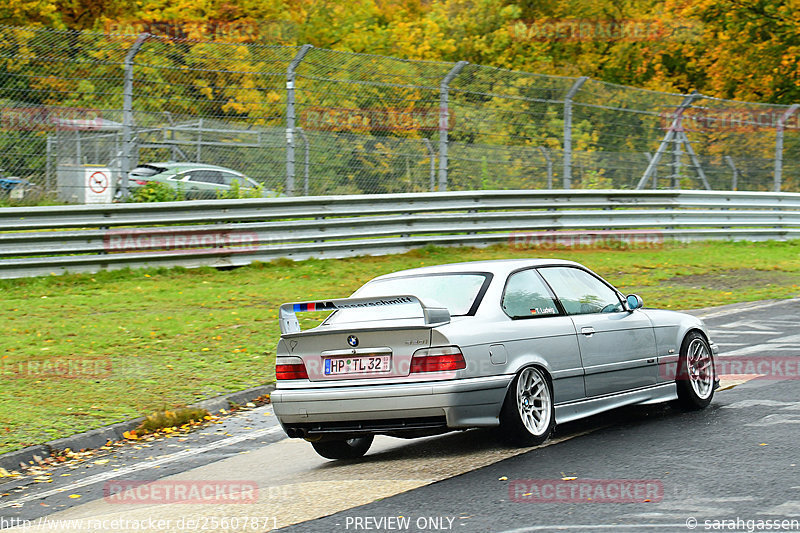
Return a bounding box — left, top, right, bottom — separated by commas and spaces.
675, 331, 715, 410
499, 366, 555, 447
310, 436, 374, 460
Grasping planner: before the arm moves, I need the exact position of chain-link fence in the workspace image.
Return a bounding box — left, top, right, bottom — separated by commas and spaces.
1, 25, 799, 203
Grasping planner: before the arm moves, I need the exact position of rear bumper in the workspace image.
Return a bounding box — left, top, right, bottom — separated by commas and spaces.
272, 375, 512, 436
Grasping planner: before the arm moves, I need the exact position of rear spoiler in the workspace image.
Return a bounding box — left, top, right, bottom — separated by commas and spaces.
278, 295, 450, 334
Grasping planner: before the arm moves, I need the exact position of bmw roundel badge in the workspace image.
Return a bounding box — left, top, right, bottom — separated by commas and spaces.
347, 335, 359, 347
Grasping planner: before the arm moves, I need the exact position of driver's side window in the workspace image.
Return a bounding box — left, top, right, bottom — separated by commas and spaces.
502, 269, 559, 319
538, 267, 622, 315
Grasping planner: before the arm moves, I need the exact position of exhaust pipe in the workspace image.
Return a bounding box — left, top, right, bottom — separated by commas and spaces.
285, 427, 307, 438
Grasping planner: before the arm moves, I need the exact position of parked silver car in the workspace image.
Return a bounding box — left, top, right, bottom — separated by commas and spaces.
272, 259, 718, 460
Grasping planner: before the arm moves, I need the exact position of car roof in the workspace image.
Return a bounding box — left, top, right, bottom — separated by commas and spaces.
371, 258, 584, 281
135, 162, 244, 173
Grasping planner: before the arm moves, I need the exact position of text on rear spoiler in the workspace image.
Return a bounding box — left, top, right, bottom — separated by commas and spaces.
278, 295, 450, 335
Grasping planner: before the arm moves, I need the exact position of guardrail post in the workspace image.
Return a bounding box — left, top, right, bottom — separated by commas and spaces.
120, 33, 149, 201
285, 44, 312, 197
774, 104, 798, 193
438, 61, 468, 192
562, 76, 588, 189
637, 92, 700, 190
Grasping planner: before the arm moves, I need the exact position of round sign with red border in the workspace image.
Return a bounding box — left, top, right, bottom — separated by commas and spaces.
88, 171, 109, 194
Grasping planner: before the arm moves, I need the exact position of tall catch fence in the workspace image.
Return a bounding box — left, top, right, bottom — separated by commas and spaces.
0, 25, 798, 201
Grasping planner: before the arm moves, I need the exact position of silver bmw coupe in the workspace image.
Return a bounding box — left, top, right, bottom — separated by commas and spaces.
272, 259, 718, 460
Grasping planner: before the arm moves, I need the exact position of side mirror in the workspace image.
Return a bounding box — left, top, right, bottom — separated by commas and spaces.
626, 294, 644, 311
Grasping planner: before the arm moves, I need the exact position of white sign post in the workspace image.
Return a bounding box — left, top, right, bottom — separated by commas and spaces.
84, 167, 112, 204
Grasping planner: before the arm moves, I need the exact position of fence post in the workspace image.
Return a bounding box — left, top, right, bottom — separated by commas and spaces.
438, 61, 468, 192
725, 155, 739, 191
46, 135, 54, 192
423, 138, 436, 192
285, 44, 313, 196
538, 146, 553, 189
562, 76, 588, 189
296, 127, 310, 196
774, 104, 799, 193
120, 33, 149, 201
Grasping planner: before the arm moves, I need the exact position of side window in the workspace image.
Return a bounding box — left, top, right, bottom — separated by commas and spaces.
538, 267, 623, 315
225, 173, 252, 188
502, 269, 559, 319
187, 170, 223, 184
220, 172, 238, 186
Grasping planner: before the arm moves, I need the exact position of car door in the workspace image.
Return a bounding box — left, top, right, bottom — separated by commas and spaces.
500, 268, 585, 403
538, 266, 658, 397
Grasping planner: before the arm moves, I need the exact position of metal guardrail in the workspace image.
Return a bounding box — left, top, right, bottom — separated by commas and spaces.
1, 190, 799, 279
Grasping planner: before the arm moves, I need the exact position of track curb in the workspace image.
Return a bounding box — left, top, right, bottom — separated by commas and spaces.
0, 384, 274, 472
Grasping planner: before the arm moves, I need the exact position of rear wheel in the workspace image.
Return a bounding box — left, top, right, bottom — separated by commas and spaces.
675, 332, 715, 410
310, 436, 374, 460
499, 366, 555, 447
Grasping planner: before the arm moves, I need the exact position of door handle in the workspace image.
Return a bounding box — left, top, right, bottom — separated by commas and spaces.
581, 326, 595, 336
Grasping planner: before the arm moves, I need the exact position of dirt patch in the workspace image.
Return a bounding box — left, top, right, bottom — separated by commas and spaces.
668, 269, 799, 290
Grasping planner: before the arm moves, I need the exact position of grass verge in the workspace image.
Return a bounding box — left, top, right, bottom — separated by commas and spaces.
1, 239, 799, 454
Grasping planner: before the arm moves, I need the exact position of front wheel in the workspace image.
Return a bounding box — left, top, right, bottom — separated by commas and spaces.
499, 366, 555, 447
675, 332, 715, 410
311, 436, 374, 460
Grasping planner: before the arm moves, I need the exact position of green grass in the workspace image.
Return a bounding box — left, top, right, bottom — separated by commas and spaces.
1, 240, 799, 454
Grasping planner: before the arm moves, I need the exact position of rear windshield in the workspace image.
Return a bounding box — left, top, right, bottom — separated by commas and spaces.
325, 273, 491, 325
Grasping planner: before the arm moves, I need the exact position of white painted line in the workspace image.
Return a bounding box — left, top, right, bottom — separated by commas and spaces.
721, 399, 798, 409
0, 426, 284, 509
694, 298, 799, 320
746, 414, 800, 426
717, 321, 778, 331
714, 343, 748, 347
763, 501, 800, 516
710, 330, 775, 336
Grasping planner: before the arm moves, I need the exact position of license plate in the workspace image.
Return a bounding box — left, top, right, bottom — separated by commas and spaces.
324, 355, 391, 376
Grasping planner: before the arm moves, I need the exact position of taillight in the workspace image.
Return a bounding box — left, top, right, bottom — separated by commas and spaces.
410, 346, 466, 373
276, 356, 308, 380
